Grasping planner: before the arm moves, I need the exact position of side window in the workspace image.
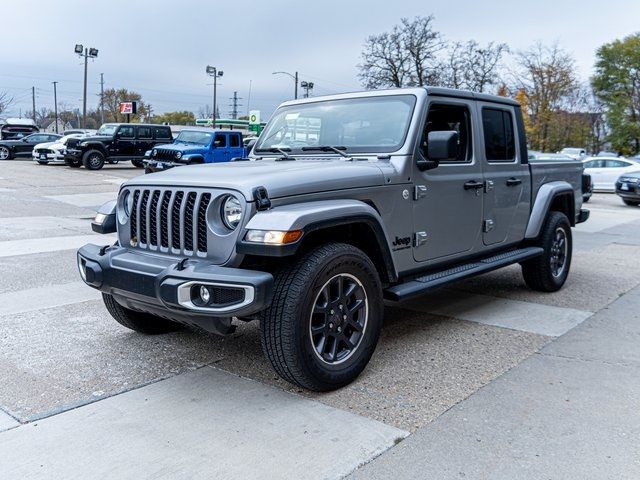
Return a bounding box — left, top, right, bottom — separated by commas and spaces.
153, 127, 171, 140
422, 103, 472, 162
229, 134, 240, 148
606, 160, 629, 168
214, 133, 227, 147
118, 126, 135, 138
482, 108, 516, 161
137, 127, 152, 139
586, 160, 604, 168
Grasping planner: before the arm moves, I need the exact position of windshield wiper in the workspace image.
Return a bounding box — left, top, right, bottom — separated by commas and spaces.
254, 147, 294, 160
301, 145, 350, 158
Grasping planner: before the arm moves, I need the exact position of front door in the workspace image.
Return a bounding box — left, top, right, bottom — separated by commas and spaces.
412, 99, 484, 263
111, 125, 136, 158
477, 104, 531, 246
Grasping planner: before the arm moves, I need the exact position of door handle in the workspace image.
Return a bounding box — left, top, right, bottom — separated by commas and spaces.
506, 177, 522, 186
464, 180, 484, 190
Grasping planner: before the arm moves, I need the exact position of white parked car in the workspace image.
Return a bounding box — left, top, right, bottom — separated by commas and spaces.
32, 134, 85, 164
560, 147, 587, 160
582, 156, 640, 192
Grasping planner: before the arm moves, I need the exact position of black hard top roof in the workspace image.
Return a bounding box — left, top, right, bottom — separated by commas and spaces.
425, 87, 520, 107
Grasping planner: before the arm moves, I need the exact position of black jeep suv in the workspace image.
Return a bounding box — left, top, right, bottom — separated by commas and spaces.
65, 123, 173, 170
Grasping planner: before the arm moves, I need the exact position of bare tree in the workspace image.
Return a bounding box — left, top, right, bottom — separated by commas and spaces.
0, 91, 14, 117
513, 42, 579, 151
442, 41, 508, 93
357, 16, 443, 89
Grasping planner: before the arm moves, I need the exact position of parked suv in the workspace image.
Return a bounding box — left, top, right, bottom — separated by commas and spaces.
65, 123, 173, 170
79, 87, 589, 392
144, 129, 246, 173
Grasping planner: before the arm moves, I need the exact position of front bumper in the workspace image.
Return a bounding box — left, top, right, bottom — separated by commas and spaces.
615, 182, 640, 200
78, 243, 273, 334
143, 159, 185, 172
33, 152, 65, 162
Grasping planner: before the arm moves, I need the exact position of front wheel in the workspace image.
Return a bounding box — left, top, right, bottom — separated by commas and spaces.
623, 199, 640, 206
260, 243, 383, 391
65, 157, 82, 168
82, 149, 105, 170
0, 146, 11, 160
522, 211, 572, 292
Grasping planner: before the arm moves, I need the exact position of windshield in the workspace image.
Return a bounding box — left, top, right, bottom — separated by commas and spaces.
255, 95, 416, 154
96, 124, 118, 136
175, 130, 213, 146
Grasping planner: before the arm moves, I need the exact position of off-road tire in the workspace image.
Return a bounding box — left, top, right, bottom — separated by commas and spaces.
131, 159, 145, 168
65, 157, 82, 168
522, 211, 572, 292
102, 293, 181, 334
260, 243, 383, 391
82, 149, 105, 170
623, 199, 640, 206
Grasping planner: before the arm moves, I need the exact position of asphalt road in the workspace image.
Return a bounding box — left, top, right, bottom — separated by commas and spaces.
0, 160, 638, 479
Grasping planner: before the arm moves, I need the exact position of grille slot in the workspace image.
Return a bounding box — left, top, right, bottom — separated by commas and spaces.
127, 188, 209, 256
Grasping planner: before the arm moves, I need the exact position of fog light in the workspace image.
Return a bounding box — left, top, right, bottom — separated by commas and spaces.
199, 285, 211, 304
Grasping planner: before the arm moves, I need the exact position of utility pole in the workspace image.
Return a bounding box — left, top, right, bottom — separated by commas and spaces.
246, 80, 252, 116
31, 87, 36, 124
100, 73, 105, 125
295, 71, 298, 100
52, 82, 58, 133
229, 91, 242, 120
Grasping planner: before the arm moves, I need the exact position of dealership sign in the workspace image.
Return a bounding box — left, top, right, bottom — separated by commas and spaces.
119, 102, 137, 114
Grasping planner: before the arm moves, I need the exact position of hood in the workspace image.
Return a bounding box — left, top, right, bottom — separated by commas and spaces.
34, 141, 56, 149
81, 135, 113, 142
155, 142, 203, 153
125, 159, 387, 199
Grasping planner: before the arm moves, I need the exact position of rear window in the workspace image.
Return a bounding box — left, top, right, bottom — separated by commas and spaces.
229, 134, 240, 147
137, 127, 152, 139
153, 127, 171, 139
482, 108, 515, 161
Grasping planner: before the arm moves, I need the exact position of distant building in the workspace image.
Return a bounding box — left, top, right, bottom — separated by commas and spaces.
41, 118, 74, 133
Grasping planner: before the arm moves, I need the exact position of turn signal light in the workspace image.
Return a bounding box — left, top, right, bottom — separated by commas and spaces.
245, 229, 303, 245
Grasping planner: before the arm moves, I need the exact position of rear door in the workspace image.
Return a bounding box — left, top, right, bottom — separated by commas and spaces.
136, 126, 154, 156
228, 132, 244, 158
478, 104, 531, 246
412, 98, 484, 262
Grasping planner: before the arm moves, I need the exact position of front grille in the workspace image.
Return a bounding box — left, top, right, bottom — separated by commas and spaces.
128, 188, 211, 255
581, 173, 592, 194
35, 148, 54, 154
154, 148, 180, 161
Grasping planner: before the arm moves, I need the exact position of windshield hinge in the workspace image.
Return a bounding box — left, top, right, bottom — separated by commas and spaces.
253, 186, 271, 211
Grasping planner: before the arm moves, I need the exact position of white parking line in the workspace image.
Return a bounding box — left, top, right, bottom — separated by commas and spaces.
0, 411, 19, 433
0, 234, 115, 258
0, 282, 101, 316
0, 367, 407, 479
45, 192, 117, 208
405, 291, 592, 337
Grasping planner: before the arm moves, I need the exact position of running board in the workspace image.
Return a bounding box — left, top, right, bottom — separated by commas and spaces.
384, 247, 544, 302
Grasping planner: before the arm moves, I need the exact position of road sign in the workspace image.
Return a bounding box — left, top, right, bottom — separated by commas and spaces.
249, 110, 260, 125
119, 102, 137, 115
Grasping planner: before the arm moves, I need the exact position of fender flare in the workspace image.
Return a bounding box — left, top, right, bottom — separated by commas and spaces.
525, 181, 575, 239
237, 199, 397, 282
182, 154, 204, 164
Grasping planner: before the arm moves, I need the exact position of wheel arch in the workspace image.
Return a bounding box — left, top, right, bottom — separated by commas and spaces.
238, 200, 397, 283
525, 181, 575, 239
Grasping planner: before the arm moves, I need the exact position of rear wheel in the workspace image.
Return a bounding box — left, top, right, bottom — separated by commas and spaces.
102, 293, 181, 334
522, 211, 572, 292
622, 199, 640, 206
260, 243, 383, 391
82, 149, 105, 170
0, 146, 11, 160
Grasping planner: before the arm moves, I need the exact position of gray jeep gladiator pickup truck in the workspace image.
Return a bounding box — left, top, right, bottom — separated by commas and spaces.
78, 87, 589, 391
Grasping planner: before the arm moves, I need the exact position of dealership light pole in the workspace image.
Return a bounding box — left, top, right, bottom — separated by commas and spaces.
206, 65, 223, 126
74, 44, 98, 128
273, 71, 298, 99
300, 81, 314, 98
52, 81, 58, 133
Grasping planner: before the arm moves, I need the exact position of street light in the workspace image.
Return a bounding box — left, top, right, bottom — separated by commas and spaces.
206, 65, 223, 126
273, 71, 299, 99
74, 44, 98, 128
300, 81, 314, 98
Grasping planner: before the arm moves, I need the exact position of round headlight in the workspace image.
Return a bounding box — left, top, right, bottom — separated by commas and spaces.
175, 151, 183, 159
123, 191, 133, 216
221, 196, 242, 229
152, 149, 158, 157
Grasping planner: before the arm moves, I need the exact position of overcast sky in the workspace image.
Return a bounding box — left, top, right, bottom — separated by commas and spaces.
2, 0, 639, 120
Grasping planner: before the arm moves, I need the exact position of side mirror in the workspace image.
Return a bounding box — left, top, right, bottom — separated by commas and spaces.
213, 139, 223, 148
91, 200, 117, 234
417, 130, 460, 171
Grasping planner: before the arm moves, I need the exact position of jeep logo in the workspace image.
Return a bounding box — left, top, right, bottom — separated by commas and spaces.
392, 236, 411, 250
